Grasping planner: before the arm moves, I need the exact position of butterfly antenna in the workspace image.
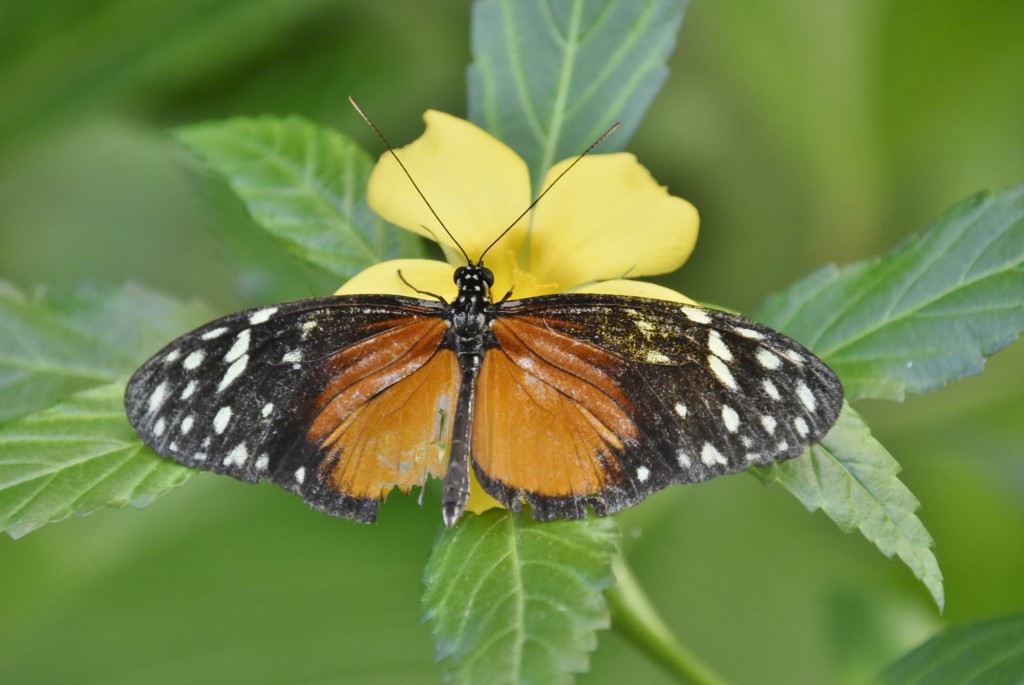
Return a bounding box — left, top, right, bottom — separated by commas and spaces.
348, 96, 471, 264
478, 121, 620, 263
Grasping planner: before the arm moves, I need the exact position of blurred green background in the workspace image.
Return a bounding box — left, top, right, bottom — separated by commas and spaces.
2, 1, 1022, 683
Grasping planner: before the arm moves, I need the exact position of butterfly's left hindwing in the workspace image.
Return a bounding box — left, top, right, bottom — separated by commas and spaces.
124, 295, 453, 523
473, 295, 843, 518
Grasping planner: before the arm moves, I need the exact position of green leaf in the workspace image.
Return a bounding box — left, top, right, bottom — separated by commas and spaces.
177, 115, 422, 280
0, 283, 208, 537
36, 282, 211, 365
0, 282, 208, 422
0, 0, 335, 155
468, 0, 686, 189
0, 382, 191, 539
0, 283, 125, 423
422, 510, 617, 684
755, 403, 944, 609
757, 184, 1024, 401
878, 612, 1024, 684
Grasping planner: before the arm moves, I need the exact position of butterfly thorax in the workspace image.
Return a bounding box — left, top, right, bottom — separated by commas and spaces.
446, 264, 497, 372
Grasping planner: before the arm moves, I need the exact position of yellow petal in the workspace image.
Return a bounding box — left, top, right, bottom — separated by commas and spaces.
574, 278, 696, 304
465, 468, 506, 515
335, 259, 457, 299
528, 154, 699, 289
366, 111, 531, 263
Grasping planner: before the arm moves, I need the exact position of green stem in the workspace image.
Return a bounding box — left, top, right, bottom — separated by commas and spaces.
607, 554, 731, 685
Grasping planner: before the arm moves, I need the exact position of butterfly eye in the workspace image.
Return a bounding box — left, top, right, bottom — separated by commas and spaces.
454, 266, 468, 282
481, 268, 494, 288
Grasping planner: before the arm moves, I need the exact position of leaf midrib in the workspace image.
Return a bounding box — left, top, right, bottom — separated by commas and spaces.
532, 0, 584, 191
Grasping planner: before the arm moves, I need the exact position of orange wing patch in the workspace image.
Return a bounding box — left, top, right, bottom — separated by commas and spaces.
308, 318, 459, 500
473, 316, 638, 499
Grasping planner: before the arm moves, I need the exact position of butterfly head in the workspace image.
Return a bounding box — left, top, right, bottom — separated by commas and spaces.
453, 263, 495, 306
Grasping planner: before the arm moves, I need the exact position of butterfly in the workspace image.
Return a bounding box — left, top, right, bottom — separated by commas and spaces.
125, 108, 844, 528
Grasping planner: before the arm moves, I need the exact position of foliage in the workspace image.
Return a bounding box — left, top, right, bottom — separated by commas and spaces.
878, 612, 1024, 684
0, 284, 208, 536
757, 187, 1024, 402
423, 512, 617, 684
2, 0, 1023, 684
177, 116, 423, 279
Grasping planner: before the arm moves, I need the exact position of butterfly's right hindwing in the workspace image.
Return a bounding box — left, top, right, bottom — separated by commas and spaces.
124, 295, 446, 521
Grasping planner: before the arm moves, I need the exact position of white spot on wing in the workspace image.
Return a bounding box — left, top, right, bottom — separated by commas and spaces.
224, 329, 250, 363
721, 405, 740, 432
763, 379, 781, 400
756, 348, 782, 370
146, 382, 168, 414
783, 349, 805, 364
224, 442, 248, 467
201, 327, 228, 340
261, 402, 274, 418
674, 402, 687, 419
745, 452, 761, 462
181, 415, 194, 434
249, 307, 279, 325
255, 455, 270, 472
682, 307, 712, 324
163, 349, 181, 363
213, 406, 232, 434
708, 330, 733, 362
193, 452, 207, 462
776, 440, 790, 452
708, 355, 737, 390
677, 450, 692, 468
636, 466, 651, 483
794, 416, 810, 437
153, 417, 166, 436
281, 349, 303, 364
645, 350, 671, 364
183, 349, 205, 370
733, 326, 765, 340
760, 415, 777, 434
701, 442, 727, 466
796, 382, 817, 411
218, 354, 248, 391
180, 380, 197, 400
295, 466, 306, 484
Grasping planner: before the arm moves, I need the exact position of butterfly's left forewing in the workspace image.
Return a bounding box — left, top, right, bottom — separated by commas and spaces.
474, 295, 843, 518
125, 295, 456, 522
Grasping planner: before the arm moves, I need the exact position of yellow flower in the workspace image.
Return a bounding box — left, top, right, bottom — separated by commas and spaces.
338, 110, 700, 514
